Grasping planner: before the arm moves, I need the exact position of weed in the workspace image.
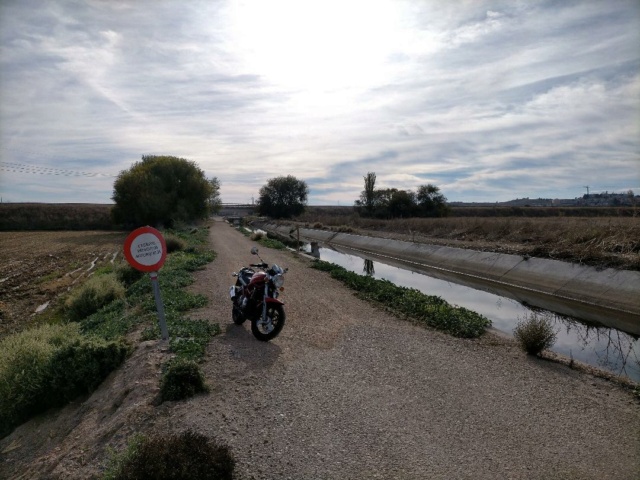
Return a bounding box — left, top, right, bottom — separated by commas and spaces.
0, 323, 128, 438
115, 263, 145, 287
142, 318, 220, 361
257, 236, 287, 250
164, 234, 188, 253
104, 430, 234, 480
311, 260, 491, 338
160, 359, 209, 402
94, 265, 115, 276
513, 313, 557, 355
65, 273, 126, 321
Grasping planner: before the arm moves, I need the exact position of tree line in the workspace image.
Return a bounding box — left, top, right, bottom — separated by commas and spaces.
354, 172, 448, 218
111, 156, 447, 226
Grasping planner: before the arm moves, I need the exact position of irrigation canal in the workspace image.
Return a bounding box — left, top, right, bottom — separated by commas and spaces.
301, 242, 640, 382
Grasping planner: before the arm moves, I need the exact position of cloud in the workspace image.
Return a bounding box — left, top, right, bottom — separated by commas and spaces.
1, 0, 638, 204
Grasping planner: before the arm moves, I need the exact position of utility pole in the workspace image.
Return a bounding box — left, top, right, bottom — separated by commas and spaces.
583, 185, 590, 196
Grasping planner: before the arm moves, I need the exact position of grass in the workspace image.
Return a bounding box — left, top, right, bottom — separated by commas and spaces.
311, 260, 491, 338
0, 203, 113, 230
238, 225, 288, 250
65, 273, 126, 321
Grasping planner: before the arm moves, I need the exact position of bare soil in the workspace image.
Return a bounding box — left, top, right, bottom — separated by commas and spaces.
2, 220, 638, 479
0, 231, 128, 338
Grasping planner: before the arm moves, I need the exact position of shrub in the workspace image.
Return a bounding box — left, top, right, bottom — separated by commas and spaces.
65, 273, 125, 321
257, 236, 287, 250
115, 263, 145, 287
165, 234, 187, 253
160, 359, 208, 402
513, 313, 557, 355
0, 323, 128, 437
104, 430, 235, 480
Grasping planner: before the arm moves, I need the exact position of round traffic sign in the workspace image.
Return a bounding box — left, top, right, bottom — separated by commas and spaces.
123, 226, 167, 272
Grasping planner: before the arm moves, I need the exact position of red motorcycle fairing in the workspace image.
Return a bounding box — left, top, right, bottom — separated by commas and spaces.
249, 271, 267, 286
265, 297, 284, 305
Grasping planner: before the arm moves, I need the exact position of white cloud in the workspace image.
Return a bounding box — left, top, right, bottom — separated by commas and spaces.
0, 0, 638, 204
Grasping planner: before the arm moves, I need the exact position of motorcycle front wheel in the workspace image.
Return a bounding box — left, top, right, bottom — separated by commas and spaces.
231, 302, 245, 325
251, 304, 285, 341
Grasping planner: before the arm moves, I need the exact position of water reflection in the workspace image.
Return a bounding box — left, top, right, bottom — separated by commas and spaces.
313, 245, 640, 382
309, 241, 320, 259
363, 259, 375, 277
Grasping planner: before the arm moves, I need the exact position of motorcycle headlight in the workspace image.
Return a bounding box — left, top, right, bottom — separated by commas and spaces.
272, 274, 285, 289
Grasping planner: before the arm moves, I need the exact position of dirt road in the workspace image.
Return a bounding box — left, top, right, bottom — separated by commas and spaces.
169, 219, 639, 479
1, 219, 637, 479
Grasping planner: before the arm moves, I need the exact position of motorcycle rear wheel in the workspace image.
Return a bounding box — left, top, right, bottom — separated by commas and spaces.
251, 304, 285, 341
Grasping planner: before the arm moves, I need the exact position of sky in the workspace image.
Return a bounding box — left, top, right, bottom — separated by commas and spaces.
1, 0, 639, 205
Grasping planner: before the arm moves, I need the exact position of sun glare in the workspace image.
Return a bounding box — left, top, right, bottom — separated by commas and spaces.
228, 0, 405, 92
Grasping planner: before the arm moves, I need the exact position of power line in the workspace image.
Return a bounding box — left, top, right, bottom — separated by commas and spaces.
0, 161, 117, 178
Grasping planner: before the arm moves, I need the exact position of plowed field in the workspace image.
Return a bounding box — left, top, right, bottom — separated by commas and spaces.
0, 231, 127, 338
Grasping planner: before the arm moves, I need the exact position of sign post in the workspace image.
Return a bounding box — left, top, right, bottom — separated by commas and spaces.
123, 226, 169, 340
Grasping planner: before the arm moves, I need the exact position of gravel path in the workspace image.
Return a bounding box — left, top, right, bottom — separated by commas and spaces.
166, 219, 639, 479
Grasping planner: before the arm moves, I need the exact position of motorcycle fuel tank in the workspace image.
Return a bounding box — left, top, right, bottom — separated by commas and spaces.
249, 271, 267, 286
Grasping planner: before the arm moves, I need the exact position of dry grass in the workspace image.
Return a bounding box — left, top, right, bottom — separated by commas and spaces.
0, 203, 113, 231
294, 213, 640, 270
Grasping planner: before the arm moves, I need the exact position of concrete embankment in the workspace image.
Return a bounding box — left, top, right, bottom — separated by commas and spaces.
258, 222, 640, 334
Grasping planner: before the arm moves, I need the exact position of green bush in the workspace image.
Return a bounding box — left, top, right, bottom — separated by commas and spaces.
115, 263, 145, 287
160, 359, 208, 402
104, 430, 235, 480
513, 313, 557, 355
0, 323, 128, 438
65, 273, 126, 321
165, 234, 187, 253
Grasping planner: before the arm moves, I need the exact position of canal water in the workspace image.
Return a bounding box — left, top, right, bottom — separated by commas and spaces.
304, 243, 640, 382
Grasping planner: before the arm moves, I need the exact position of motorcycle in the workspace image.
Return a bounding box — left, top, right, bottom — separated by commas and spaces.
229, 247, 287, 341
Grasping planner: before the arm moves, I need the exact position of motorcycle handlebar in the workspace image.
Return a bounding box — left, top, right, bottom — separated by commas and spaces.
250, 262, 268, 268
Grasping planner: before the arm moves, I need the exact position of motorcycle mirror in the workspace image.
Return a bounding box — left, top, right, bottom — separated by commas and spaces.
251, 247, 259, 255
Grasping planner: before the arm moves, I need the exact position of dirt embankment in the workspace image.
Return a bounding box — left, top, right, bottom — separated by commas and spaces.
1, 220, 639, 479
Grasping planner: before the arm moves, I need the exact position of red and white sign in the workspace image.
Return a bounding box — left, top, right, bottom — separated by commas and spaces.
123, 226, 167, 272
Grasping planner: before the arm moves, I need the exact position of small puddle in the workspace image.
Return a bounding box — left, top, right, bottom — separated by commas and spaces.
35, 301, 50, 314
306, 243, 640, 382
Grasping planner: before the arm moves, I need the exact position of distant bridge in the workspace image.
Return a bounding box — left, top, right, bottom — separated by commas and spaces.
218, 203, 256, 217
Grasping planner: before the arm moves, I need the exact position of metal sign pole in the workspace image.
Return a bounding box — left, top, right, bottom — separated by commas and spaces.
149, 271, 169, 340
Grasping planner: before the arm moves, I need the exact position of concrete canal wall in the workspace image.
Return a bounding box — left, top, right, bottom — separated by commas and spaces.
258, 223, 640, 321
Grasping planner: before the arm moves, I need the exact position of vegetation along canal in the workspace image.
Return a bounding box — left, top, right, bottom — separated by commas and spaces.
305, 243, 640, 382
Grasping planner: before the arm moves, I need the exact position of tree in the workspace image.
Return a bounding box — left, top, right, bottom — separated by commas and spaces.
360, 172, 377, 214
257, 175, 309, 218
208, 177, 222, 214
388, 189, 417, 218
416, 184, 449, 217
112, 155, 215, 227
